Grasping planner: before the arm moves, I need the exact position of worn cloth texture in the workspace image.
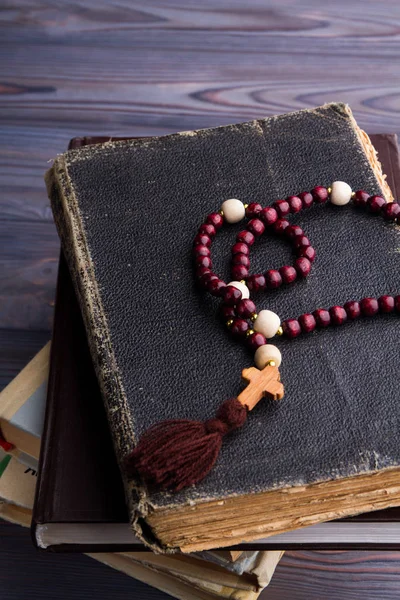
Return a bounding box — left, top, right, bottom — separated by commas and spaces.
49, 104, 399, 513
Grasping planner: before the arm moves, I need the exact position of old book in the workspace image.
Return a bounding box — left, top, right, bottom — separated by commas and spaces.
44, 103, 400, 552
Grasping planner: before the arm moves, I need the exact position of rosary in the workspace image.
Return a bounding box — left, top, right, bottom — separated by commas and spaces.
126, 181, 400, 492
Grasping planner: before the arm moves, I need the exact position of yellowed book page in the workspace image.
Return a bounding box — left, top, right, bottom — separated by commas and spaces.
0, 457, 36, 508
0, 502, 32, 527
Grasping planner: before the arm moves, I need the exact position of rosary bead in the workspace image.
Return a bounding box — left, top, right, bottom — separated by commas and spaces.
287, 195, 303, 213
255, 344, 282, 369
298, 191, 313, 208
247, 218, 265, 237
298, 313, 316, 333
381, 202, 400, 221
232, 253, 250, 268
193, 244, 211, 258
246, 202, 262, 218
368, 195, 386, 213
352, 190, 370, 207
247, 331, 267, 351
329, 305, 347, 325
246, 273, 266, 292
232, 242, 249, 256
231, 265, 249, 280
378, 295, 395, 313
360, 297, 379, 316
311, 186, 329, 203
207, 278, 226, 297
279, 265, 297, 284
297, 246, 316, 263
223, 285, 242, 305
230, 318, 249, 339
285, 225, 303, 240
236, 298, 257, 319
195, 266, 211, 281
273, 199, 291, 218
195, 255, 212, 269
273, 218, 290, 234
193, 233, 211, 248
220, 199, 246, 223
206, 212, 224, 230
259, 207, 278, 226
282, 318, 301, 338
199, 223, 216, 237
395, 296, 400, 313
236, 230, 255, 246
293, 234, 311, 250
294, 257, 311, 278
220, 304, 236, 321
344, 300, 361, 320
265, 269, 282, 289
253, 309, 281, 338
313, 308, 331, 327
330, 181, 352, 206
227, 280, 250, 299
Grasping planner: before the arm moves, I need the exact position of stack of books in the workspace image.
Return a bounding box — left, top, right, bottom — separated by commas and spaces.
1, 104, 400, 596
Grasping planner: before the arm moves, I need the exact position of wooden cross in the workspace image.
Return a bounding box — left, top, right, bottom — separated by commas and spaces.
237, 365, 284, 411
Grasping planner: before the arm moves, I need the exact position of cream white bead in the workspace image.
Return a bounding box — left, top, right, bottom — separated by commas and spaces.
227, 281, 249, 299
221, 199, 246, 223
253, 309, 281, 339
254, 344, 282, 369
330, 181, 352, 206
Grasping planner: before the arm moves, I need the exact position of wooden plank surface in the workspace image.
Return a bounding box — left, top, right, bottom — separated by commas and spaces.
2, 1, 400, 598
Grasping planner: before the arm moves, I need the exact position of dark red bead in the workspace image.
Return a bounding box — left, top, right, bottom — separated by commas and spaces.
207, 279, 226, 297
193, 233, 211, 248
279, 265, 297, 284
285, 225, 303, 240
247, 331, 267, 350
312, 186, 329, 203
199, 272, 217, 290
198, 223, 216, 237
195, 266, 211, 281
195, 255, 212, 269
294, 257, 311, 278
223, 286, 242, 305
246, 274, 266, 292
206, 212, 224, 230
273, 219, 290, 235
329, 305, 347, 325
220, 304, 236, 321
287, 195, 303, 213
230, 318, 249, 339
236, 298, 256, 319
299, 191, 313, 209
293, 235, 311, 250
395, 296, 400, 313
381, 202, 400, 221
352, 190, 370, 208
247, 218, 265, 237
232, 253, 250, 268
360, 297, 379, 316
378, 295, 395, 313
259, 207, 278, 226
313, 309, 331, 327
237, 230, 255, 246
273, 199, 290, 218
282, 318, 301, 338
193, 244, 210, 258
231, 264, 249, 280
297, 246, 316, 263
265, 269, 282, 289
344, 300, 361, 320
298, 313, 316, 333
232, 242, 249, 256
246, 202, 262, 217
368, 195, 386, 213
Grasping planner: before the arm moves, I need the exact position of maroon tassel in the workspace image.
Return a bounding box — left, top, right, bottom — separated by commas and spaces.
125, 397, 248, 492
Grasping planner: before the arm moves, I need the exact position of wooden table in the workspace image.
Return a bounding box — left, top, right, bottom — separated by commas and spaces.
2, 2, 400, 598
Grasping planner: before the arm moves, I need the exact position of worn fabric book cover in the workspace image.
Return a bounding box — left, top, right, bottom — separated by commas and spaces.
45, 104, 400, 552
